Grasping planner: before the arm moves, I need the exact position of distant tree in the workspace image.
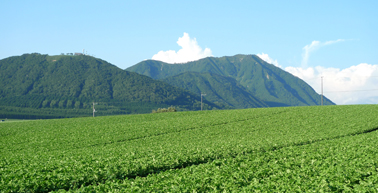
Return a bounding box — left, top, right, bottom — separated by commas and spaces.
66, 100, 73, 108
74, 101, 81, 109
152, 106, 177, 113
42, 100, 49, 108
83, 102, 90, 109
58, 100, 65, 108
50, 100, 57, 108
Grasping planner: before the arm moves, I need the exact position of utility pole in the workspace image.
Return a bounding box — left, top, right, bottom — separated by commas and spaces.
201, 93, 206, 111
93, 102, 97, 117
321, 76, 323, 106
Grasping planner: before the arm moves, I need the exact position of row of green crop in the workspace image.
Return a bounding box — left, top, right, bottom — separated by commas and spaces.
0, 101, 166, 119
74, 122, 378, 192
0, 105, 378, 192
0, 105, 91, 119
1, 107, 282, 153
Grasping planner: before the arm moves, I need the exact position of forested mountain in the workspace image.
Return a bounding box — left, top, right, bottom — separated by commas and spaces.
162, 72, 268, 109
127, 54, 335, 107
0, 53, 218, 118
0, 53, 335, 119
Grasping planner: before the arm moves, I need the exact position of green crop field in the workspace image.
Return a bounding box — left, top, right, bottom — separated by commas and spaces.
1, 105, 378, 192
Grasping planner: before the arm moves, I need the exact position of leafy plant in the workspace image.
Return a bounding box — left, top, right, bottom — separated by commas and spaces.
0, 105, 377, 192
152, 106, 177, 113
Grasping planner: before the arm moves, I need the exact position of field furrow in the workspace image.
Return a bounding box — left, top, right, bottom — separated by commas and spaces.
1, 105, 377, 192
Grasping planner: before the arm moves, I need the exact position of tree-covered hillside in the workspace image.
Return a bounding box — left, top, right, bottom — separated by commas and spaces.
127, 54, 335, 107
0, 53, 218, 118
163, 72, 268, 109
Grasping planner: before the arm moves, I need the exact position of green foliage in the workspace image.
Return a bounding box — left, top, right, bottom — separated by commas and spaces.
163, 72, 268, 109
50, 99, 57, 108
66, 100, 73, 108
0, 105, 377, 192
74, 101, 81, 109
42, 100, 49, 108
127, 55, 335, 107
152, 106, 177, 113
58, 100, 65, 108
0, 53, 220, 118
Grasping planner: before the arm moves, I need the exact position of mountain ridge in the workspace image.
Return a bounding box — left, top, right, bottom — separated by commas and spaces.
127, 54, 335, 107
0, 53, 219, 118
162, 71, 268, 109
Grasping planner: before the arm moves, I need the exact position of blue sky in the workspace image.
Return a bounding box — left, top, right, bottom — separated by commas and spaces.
1, 0, 377, 104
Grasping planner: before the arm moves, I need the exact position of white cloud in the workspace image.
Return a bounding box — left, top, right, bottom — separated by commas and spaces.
152, 33, 212, 64
256, 53, 281, 67
302, 39, 345, 68
285, 63, 378, 105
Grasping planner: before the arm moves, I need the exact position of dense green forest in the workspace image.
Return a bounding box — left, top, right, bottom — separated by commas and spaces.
0, 53, 335, 119
0, 54, 219, 119
127, 54, 335, 107
163, 72, 268, 109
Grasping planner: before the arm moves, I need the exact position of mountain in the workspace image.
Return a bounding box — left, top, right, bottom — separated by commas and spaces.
162, 72, 268, 109
0, 53, 219, 118
127, 54, 335, 107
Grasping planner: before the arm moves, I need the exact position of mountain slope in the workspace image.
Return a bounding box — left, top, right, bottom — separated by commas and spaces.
127, 54, 335, 107
162, 72, 268, 109
0, 53, 219, 118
